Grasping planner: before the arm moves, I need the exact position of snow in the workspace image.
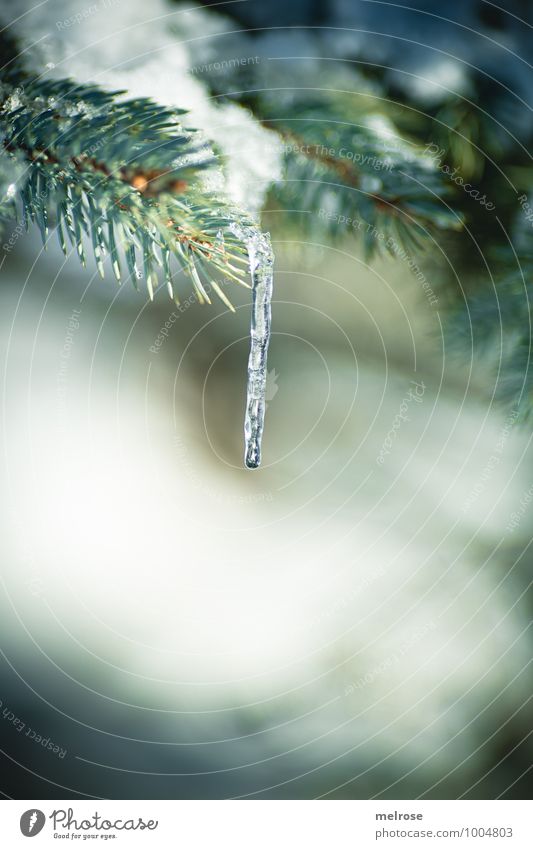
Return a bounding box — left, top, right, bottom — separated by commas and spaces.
0, 0, 282, 215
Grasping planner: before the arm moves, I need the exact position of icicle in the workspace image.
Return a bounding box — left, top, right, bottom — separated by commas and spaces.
230, 223, 274, 469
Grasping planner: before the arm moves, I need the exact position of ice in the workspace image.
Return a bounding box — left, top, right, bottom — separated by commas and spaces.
230, 223, 274, 469
1, 0, 281, 217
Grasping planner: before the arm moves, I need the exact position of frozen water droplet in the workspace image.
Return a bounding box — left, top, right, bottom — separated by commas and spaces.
64, 100, 94, 118
230, 222, 274, 469
3, 92, 22, 111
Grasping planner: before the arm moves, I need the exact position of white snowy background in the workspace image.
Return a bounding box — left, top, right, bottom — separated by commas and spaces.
0, 0, 531, 800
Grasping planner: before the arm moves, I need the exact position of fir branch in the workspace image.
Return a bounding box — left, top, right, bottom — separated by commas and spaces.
0, 67, 255, 304
182, 42, 464, 254
258, 91, 462, 254
451, 237, 533, 419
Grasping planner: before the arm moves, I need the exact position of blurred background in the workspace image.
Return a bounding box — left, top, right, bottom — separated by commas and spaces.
0, 0, 532, 799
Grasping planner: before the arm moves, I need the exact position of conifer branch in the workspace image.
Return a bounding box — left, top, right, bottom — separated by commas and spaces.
0, 65, 256, 305
258, 91, 462, 253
